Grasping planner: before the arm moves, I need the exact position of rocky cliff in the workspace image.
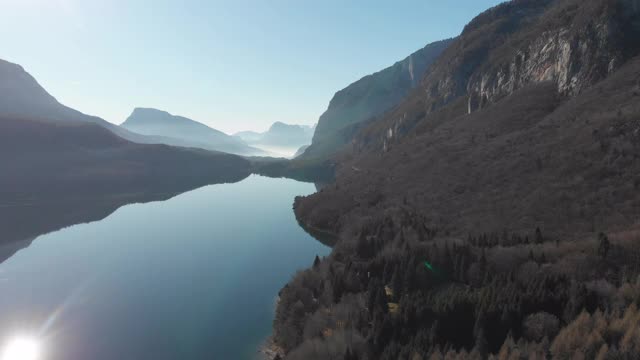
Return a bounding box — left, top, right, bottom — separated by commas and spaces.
299, 0, 640, 238
278, 3, 640, 356
302, 38, 454, 160
353, 0, 640, 154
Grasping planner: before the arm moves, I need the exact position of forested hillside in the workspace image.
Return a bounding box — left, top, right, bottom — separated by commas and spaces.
274, 0, 640, 358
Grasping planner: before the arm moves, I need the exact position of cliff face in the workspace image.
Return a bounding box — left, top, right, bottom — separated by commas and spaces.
279, 1, 640, 359
296, 0, 640, 239
353, 0, 640, 154
302, 38, 454, 160
465, 0, 640, 113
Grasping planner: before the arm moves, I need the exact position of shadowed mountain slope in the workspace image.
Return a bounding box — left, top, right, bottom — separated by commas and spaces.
296, 0, 640, 239
274, 1, 640, 359
300, 38, 454, 160
0, 116, 251, 203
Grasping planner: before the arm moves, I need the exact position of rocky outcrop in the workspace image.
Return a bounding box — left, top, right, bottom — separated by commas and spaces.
298, 0, 640, 240
466, 0, 640, 113
301, 38, 454, 160
352, 0, 640, 155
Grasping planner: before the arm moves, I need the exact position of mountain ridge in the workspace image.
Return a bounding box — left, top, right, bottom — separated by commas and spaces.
274, 1, 640, 359
121, 107, 264, 156
235, 121, 315, 157
301, 38, 455, 160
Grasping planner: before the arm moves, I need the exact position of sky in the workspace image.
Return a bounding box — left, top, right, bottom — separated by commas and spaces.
0, 0, 504, 134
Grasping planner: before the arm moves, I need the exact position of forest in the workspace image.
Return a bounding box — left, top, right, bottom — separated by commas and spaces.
272, 0, 640, 358
275, 214, 640, 359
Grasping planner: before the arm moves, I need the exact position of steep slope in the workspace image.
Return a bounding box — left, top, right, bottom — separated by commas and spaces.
301, 38, 454, 160
0, 116, 251, 203
296, 0, 640, 239
293, 145, 310, 158
0, 59, 263, 156
353, 0, 640, 153
121, 108, 263, 156
276, 1, 640, 359
0, 59, 154, 143
0, 60, 252, 227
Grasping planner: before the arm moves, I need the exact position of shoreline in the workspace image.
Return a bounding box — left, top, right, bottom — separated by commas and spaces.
257, 336, 284, 360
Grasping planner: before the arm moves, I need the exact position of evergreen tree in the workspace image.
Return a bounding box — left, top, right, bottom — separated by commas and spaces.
344, 347, 353, 360
357, 231, 370, 258
391, 267, 403, 299
535, 227, 544, 244
473, 328, 488, 358
598, 232, 610, 258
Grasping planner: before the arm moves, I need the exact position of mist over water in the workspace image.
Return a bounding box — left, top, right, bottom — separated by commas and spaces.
0, 175, 329, 360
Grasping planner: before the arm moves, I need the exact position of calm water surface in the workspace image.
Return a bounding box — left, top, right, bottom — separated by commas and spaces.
0, 175, 329, 360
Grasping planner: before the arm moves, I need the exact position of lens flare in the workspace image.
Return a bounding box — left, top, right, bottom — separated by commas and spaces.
1, 337, 40, 360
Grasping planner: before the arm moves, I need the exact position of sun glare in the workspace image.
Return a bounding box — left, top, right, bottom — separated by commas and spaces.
1, 337, 40, 360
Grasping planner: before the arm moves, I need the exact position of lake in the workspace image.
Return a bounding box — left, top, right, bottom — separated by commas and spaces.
0, 175, 330, 360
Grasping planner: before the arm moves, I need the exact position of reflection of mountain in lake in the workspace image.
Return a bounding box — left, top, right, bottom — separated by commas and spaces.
0, 177, 249, 251
0, 236, 36, 265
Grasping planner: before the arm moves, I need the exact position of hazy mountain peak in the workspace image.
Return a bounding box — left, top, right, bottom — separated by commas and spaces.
269, 121, 290, 130
0, 59, 62, 116
234, 121, 316, 157
121, 108, 264, 155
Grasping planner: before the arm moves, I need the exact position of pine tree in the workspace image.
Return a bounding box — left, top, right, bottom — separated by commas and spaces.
535, 227, 544, 244
344, 347, 353, 360
598, 232, 610, 258
391, 267, 403, 299
357, 231, 370, 258
367, 281, 378, 314
375, 285, 389, 314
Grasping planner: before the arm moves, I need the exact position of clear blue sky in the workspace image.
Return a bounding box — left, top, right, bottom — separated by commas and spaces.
1, 0, 503, 134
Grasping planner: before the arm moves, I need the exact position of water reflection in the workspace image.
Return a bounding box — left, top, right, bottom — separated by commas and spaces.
0, 174, 252, 253
0, 176, 331, 360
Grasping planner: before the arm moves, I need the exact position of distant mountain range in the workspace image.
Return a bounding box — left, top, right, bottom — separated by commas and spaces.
0, 59, 252, 208
235, 122, 315, 157
0, 59, 148, 143
0, 59, 265, 157
121, 108, 264, 156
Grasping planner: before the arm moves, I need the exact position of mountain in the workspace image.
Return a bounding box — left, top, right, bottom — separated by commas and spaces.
0, 59, 157, 144
260, 122, 315, 147
121, 108, 264, 156
300, 38, 454, 160
0, 115, 251, 202
235, 122, 315, 146
0, 122, 247, 244
234, 121, 315, 157
275, 0, 640, 358
293, 145, 310, 158
0, 60, 252, 213
234, 130, 263, 143
297, 0, 640, 243
0, 59, 263, 156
